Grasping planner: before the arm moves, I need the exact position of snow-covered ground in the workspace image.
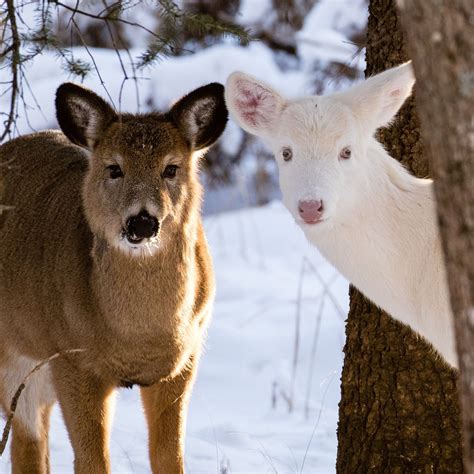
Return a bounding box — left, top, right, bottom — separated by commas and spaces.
0, 202, 348, 472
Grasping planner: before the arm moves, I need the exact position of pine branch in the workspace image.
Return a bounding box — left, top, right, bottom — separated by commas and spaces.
136, 37, 176, 68
157, 0, 252, 46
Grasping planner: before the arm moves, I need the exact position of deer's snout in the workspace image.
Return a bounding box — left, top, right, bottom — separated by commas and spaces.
298, 200, 324, 224
125, 210, 159, 243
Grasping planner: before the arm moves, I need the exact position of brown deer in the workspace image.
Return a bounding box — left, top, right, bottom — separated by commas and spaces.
0, 81, 227, 473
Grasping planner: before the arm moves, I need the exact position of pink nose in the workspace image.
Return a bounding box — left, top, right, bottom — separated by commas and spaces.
298, 199, 324, 223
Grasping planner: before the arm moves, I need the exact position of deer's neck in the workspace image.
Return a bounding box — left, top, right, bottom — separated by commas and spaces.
312, 140, 455, 365
91, 214, 200, 334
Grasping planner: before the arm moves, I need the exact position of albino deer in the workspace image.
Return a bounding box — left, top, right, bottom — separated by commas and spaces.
225, 63, 457, 368
0, 81, 227, 473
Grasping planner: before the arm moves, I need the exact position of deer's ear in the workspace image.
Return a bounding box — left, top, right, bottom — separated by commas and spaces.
169, 83, 228, 152
56, 83, 117, 150
336, 62, 415, 131
225, 72, 285, 136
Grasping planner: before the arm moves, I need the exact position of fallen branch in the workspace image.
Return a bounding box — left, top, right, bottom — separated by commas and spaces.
0, 348, 85, 456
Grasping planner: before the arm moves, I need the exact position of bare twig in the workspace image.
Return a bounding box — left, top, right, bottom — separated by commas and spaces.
289, 257, 307, 412
1, 0, 21, 142
55, 1, 172, 45
300, 371, 337, 473
0, 348, 85, 456
70, 17, 116, 109
99, 0, 140, 112
20, 68, 48, 125
0, 45, 13, 60
303, 257, 346, 320
65, 0, 81, 28
304, 295, 325, 420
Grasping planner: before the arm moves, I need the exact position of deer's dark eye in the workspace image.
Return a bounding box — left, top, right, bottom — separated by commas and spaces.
282, 147, 292, 161
339, 146, 351, 160
163, 165, 178, 179
107, 164, 123, 179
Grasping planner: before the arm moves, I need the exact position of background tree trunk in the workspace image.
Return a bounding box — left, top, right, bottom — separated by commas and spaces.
397, 2, 473, 469
336, 1, 464, 472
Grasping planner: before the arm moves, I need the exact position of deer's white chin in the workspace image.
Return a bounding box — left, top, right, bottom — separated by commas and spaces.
296, 217, 334, 240
114, 235, 161, 258
296, 216, 329, 228
298, 217, 326, 226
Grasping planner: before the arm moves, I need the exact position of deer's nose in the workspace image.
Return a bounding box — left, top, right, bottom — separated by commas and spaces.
126, 210, 159, 242
298, 200, 324, 224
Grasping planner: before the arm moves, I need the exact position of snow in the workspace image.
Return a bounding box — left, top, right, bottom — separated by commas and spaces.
238, 0, 272, 25
0, 202, 348, 472
297, 0, 367, 76
301, 0, 368, 37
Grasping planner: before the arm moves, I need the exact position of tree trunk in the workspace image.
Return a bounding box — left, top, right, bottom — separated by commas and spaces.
397, 2, 473, 469
336, 1, 464, 472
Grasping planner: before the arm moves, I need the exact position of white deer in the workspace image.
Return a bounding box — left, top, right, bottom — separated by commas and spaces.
225, 63, 457, 368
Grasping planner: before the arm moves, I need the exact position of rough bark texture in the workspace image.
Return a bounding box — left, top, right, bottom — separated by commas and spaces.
397, 2, 474, 469
336, 1, 464, 472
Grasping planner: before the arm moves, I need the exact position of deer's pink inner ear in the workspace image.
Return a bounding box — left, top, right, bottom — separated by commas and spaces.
235, 79, 278, 129
390, 88, 402, 98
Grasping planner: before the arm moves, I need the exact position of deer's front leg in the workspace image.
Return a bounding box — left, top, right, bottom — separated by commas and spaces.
141, 359, 198, 474
51, 359, 115, 474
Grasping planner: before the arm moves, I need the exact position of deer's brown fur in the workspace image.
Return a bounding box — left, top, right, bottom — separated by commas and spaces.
0, 82, 227, 473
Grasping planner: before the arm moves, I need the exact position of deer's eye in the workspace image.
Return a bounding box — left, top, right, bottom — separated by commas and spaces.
282, 147, 292, 161
339, 146, 351, 160
163, 165, 178, 179
107, 165, 123, 179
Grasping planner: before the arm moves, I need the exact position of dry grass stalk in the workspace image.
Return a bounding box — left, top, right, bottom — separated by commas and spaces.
0, 348, 85, 456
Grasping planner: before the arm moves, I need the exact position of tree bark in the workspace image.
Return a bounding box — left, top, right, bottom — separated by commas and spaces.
336, 1, 464, 472
397, 1, 473, 469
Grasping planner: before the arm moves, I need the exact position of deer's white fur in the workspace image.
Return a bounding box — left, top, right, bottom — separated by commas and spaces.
225, 63, 456, 368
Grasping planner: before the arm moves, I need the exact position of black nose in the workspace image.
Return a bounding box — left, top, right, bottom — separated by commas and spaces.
126, 210, 159, 242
